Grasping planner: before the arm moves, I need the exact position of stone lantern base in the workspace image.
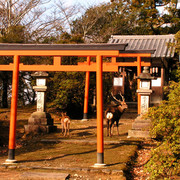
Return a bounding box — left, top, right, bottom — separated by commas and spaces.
24, 111, 57, 134
128, 115, 151, 138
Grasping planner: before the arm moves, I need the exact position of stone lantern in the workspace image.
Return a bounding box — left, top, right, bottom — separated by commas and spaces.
32, 71, 48, 112
24, 72, 56, 134
128, 67, 155, 138
136, 67, 155, 114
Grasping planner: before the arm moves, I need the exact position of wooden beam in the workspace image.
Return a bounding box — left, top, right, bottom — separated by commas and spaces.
78, 61, 151, 67
119, 53, 151, 57
0, 63, 118, 72
0, 64, 14, 71
0, 61, 150, 72
0, 50, 120, 57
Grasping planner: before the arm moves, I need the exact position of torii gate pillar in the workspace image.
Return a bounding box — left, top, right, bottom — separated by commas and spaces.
82, 56, 91, 121
4, 55, 20, 164
94, 55, 105, 167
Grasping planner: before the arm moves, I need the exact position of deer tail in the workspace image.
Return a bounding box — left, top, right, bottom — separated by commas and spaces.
106, 112, 113, 120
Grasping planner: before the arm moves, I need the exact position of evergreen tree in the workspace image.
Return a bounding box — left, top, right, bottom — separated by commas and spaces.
72, 1, 137, 43
130, 0, 180, 34
0, 25, 28, 107
0, 0, 56, 107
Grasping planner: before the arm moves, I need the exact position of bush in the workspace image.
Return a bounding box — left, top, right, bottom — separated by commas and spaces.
145, 67, 180, 179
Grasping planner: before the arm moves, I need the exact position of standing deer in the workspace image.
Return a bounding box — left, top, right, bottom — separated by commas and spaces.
61, 112, 70, 136
105, 92, 128, 136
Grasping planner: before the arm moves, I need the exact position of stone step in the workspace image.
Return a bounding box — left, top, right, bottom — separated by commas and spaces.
20, 172, 69, 180
132, 122, 151, 130
134, 116, 151, 123
128, 130, 150, 138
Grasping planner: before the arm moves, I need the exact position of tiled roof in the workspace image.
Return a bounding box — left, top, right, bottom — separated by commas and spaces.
0, 43, 127, 51
108, 34, 175, 57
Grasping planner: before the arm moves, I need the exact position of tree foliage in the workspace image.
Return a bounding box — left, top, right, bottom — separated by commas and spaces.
145, 68, 180, 179
46, 71, 85, 118
0, 24, 28, 107
0, 0, 179, 114
130, 0, 180, 34
71, 0, 180, 42
72, 1, 138, 42
144, 31, 180, 179
0, 0, 64, 107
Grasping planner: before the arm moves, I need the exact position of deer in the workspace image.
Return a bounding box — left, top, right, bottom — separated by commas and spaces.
105, 92, 128, 137
60, 112, 70, 136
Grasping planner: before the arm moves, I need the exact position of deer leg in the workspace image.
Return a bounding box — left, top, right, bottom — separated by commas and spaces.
64, 128, 67, 136
106, 119, 110, 136
64, 122, 67, 136
109, 125, 112, 136
62, 123, 64, 134
116, 120, 119, 136
111, 123, 115, 136
67, 123, 70, 136
110, 121, 114, 137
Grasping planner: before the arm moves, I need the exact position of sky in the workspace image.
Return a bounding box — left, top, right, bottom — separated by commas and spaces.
65, 0, 110, 8
49, 0, 180, 12
64, 0, 180, 8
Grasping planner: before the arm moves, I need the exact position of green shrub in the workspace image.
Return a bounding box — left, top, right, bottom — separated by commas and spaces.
145, 67, 180, 179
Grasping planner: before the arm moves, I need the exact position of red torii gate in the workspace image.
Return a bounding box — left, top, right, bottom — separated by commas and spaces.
0, 43, 154, 166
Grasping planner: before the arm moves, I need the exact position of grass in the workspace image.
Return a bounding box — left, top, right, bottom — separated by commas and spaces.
0, 105, 141, 179
3, 140, 138, 171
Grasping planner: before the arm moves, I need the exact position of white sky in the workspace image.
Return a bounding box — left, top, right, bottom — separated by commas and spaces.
67, 0, 180, 8
66, 0, 110, 8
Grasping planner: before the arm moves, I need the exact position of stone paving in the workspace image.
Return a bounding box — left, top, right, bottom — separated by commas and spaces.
0, 164, 125, 180
0, 163, 124, 176
19, 172, 69, 180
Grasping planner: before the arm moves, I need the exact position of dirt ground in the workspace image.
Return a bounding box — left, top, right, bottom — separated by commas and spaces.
0, 107, 153, 180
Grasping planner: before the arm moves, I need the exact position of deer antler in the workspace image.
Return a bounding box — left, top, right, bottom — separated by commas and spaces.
119, 91, 125, 101
111, 92, 122, 103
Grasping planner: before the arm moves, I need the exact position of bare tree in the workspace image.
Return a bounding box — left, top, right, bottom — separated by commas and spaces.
0, 0, 67, 41
0, 0, 53, 107
0, 0, 85, 107
53, 0, 83, 34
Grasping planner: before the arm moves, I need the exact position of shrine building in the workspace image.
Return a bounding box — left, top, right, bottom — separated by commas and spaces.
108, 34, 176, 105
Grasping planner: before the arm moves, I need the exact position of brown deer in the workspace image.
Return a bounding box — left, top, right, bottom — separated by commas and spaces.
61, 112, 70, 136
105, 92, 128, 136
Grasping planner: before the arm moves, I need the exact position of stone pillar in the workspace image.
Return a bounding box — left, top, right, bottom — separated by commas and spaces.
34, 86, 47, 112
24, 72, 57, 134
137, 89, 152, 115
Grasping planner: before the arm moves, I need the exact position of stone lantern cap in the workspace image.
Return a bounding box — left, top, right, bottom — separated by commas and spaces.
32, 71, 48, 91
31, 71, 49, 78
137, 67, 155, 80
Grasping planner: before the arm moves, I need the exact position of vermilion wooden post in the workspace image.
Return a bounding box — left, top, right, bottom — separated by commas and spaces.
53, 56, 62, 66
137, 56, 141, 115
82, 56, 91, 120
95, 55, 105, 166
5, 55, 20, 164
